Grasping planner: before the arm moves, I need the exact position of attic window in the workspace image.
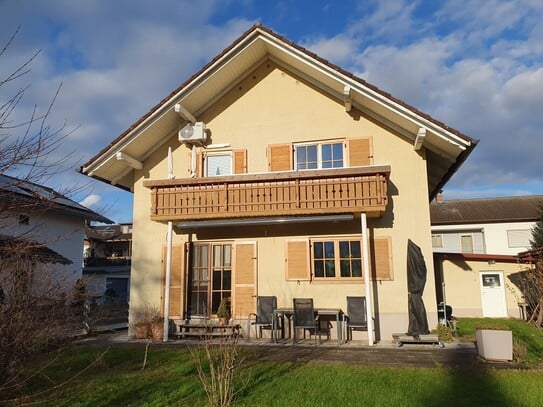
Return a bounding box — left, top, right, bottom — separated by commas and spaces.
18, 214, 29, 225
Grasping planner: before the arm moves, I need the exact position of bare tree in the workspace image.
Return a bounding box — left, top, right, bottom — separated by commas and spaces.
0, 27, 91, 402
0, 26, 76, 185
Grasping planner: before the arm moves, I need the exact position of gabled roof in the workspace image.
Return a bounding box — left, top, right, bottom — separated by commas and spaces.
0, 174, 112, 224
431, 195, 543, 225
81, 24, 477, 199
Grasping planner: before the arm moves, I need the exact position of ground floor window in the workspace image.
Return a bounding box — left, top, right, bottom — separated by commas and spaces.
188, 242, 232, 317
312, 239, 362, 279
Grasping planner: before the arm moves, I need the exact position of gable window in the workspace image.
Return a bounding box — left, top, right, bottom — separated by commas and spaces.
312, 239, 362, 279
294, 141, 344, 170
268, 138, 371, 172
206, 152, 232, 176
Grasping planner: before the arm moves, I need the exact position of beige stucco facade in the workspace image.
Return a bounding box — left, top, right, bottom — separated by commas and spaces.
128, 61, 439, 342
439, 258, 527, 319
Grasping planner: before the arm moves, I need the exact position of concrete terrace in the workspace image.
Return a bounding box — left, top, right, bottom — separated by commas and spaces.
74, 329, 512, 370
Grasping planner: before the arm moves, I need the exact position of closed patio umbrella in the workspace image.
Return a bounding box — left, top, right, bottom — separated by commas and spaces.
407, 239, 430, 336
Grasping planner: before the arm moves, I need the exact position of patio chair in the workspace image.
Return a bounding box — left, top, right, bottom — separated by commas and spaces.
293, 298, 326, 345
345, 296, 372, 341
247, 296, 277, 341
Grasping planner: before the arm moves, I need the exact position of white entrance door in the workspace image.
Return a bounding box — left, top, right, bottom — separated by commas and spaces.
480, 271, 507, 317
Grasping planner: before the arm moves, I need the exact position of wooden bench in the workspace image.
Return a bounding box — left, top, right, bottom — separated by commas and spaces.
173, 321, 240, 339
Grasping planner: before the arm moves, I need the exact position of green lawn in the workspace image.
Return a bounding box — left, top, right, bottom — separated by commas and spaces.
6, 318, 543, 406
454, 317, 543, 366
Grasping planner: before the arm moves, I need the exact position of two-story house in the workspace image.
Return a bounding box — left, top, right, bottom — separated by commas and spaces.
80, 24, 476, 343
431, 195, 543, 319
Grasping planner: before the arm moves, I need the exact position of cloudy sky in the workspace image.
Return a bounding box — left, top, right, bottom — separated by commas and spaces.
1, 0, 542, 223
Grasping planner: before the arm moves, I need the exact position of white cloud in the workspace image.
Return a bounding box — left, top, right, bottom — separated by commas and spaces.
302, 35, 357, 65
79, 194, 102, 209
1, 0, 542, 221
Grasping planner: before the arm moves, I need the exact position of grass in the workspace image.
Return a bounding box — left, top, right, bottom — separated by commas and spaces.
5, 319, 542, 406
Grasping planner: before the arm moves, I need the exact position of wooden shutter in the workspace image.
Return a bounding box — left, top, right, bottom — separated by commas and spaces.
233, 242, 257, 318
162, 243, 185, 319
267, 143, 293, 171
372, 236, 393, 281
285, 239, 311, 281
233, 149, 247, 174
347, 138, 373, 166
187, 150, 204, 177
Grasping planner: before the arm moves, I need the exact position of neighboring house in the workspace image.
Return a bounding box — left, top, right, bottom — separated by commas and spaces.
0, 174, 112, 297
80, 24, 477, 343
431, 195, 543, 319
83, 223, 132, 304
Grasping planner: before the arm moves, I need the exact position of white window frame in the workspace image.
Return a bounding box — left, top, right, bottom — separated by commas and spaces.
311, 238, 363, 281
205, 151, 232, 177
294, 140, 345, 170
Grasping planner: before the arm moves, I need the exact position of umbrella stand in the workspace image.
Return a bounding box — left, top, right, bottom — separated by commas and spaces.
392, 239, 444, 348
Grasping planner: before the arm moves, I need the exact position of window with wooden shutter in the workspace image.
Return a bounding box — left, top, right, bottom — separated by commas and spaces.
188, 149, 247, 176
285, 239, 310, 281
372, 236, 393, 281
162, 243, 185, 319
347, 138, 373, 167
268, 143, 293, 171
311, 239, 363, 280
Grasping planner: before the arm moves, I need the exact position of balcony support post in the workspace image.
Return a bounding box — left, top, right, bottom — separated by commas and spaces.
163, 220, 173, 342
361, 213, 374, 346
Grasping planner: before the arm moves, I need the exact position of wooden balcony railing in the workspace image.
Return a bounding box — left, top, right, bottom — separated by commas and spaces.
143, 166, 390, 221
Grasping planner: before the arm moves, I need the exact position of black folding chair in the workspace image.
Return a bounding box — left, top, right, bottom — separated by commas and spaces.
247, 296, 277, 341
293, 298, 325, 345
345, 296, 371, 341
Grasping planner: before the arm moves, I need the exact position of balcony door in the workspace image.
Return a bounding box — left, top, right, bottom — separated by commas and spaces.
187, 241, 256, 319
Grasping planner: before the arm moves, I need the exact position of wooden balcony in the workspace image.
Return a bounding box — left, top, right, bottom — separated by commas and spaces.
143, 165, 390, 221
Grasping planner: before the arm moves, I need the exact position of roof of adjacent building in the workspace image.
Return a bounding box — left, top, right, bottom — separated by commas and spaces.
80, 24, 477, 200
430, 195, 543, 225
85, 224, 132, 241
0, 174, 112, 224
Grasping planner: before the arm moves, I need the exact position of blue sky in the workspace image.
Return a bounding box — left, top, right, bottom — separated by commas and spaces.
1, 0, 542, 223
